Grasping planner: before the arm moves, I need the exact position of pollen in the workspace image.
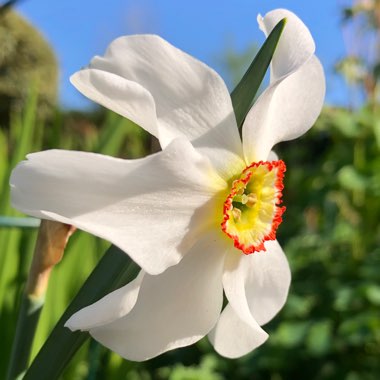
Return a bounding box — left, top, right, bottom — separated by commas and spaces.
221, 160, 286, 254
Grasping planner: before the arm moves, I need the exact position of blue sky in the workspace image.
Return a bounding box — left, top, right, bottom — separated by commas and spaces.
16, 0, 349, 109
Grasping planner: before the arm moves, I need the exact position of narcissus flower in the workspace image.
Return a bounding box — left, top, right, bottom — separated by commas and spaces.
10, 9, 325, 360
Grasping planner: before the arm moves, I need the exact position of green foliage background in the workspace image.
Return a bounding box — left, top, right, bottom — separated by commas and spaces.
0, 10, 58, 121
0, 6, 379, 380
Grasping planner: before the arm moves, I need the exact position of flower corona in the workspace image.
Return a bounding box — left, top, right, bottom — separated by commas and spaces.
221, 160, 286, 254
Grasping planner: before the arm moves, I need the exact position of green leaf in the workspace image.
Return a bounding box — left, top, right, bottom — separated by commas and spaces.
338, 165, 368, 191
306, 320, 332, 356
373, 119, 380, 149
231, 18, 287, 129
271, 321, 309, 348
6, 296, 44, 380
23, 245, 139, 380
331, 108, 361, 138
364, 284, 380, 306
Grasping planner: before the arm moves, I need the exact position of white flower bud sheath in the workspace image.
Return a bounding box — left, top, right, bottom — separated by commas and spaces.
10, 9, 325, 361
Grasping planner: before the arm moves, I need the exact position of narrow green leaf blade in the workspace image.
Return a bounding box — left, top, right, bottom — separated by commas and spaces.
6, 296, 44, 380
23, 245, 139, 380
231, 18, 287, 129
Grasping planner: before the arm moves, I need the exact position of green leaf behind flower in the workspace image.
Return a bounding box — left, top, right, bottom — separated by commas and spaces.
231, 18, 286, 130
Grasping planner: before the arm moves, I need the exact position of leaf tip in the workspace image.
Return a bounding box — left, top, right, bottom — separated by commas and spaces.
279, 17, 287, 29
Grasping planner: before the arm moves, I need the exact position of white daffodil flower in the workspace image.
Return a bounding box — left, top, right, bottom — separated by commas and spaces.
10, 9, 325, 360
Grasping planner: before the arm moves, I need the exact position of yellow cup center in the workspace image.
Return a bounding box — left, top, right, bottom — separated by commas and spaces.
221, 160, 286, 254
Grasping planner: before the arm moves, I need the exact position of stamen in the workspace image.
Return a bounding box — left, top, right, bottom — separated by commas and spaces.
246, 193, 257, 208
233, 194, 248, 204
232, 207, 242, 221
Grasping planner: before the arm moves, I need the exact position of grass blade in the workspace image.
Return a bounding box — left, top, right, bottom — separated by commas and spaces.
6, 297, 44, 380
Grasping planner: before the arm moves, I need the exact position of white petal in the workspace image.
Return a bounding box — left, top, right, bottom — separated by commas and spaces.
71, 69, 159, 138
10, 138, 225, 275
243, 9, 325, 162
246, 240, 291, 325
209, 240, 289, 358
208, 303, 268, 359
72, 35, 243, 180
223, 240, 291, 327
207, 244, 274, 359
85, 230, 226, 361
267, 150, 279, 161
258, 9, 315, 81
66, 271, 145, 330
242, 55, 325, 162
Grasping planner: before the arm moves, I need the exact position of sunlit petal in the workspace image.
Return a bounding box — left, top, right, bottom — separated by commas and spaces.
223, 240, 290, 327
86, 230, 226, 361
211, 241, 289, 357
208, 303, 268, 358
243, 56, 325, 162
243, 9, 325, 162
66, 271, 145, 330
72, 35, 243, 179
11, 138, 225, 275
71, 69, 159, 138
258, 9, 315, 81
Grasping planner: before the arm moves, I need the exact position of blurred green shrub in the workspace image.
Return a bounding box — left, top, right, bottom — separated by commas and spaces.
0, 9, 58, 121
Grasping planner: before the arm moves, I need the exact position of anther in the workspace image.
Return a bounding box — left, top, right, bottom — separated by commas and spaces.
232, 207, 242, 221
246, 193, 257, 208
233, 193, 249, 204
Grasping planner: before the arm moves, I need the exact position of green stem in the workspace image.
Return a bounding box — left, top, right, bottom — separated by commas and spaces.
23, 245, 139, 380
6, 296, 44, 380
